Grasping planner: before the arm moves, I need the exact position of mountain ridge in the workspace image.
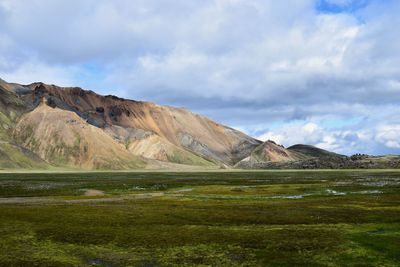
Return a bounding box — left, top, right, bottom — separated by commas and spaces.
0, 79, 260, 169
0, 78, 399, 170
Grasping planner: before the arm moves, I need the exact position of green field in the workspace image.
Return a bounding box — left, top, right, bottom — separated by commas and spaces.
0, 171, 399, 266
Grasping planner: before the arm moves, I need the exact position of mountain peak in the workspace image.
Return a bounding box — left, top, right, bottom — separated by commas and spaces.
1, 78, 394, 170
1, 79, 260, 169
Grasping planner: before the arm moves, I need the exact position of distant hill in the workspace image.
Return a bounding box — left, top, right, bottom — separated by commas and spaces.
238, 142, 400, 169
235, 141, 309, 168
287, 144, 345, 158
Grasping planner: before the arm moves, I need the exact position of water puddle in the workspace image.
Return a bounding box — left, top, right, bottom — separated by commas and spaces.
268, 194, 312, 199
326, 189, 347, 196
353, 190, 382, 194
174, 188, 193, 193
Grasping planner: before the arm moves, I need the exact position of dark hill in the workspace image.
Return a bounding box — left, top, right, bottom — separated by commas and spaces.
287, 144, 345, 158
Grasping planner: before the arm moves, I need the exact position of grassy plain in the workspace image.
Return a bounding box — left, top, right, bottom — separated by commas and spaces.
0, 170, 399, 266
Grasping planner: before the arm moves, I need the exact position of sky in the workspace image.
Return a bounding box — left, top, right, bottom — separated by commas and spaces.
0, 0, 399, 155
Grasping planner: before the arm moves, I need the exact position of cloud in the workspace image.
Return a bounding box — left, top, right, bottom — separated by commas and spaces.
375, 125, 400, 149
258, 122, 348, 153
258, 120, 400, 156
0, 61, 77, 86
0, 0, 399, 154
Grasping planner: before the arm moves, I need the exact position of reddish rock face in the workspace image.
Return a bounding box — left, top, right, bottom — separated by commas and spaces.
4, 80, 261, 169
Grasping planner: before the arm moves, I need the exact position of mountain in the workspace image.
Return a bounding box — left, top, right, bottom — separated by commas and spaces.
0, 79, 261, 169
235, 140, 310, 168
0, 79, 50, 169
0, 78, 399, 170
0, 142, 49, 169
287, 144, 344, 158
237, 142, 400, 169
14, 99, 146, 169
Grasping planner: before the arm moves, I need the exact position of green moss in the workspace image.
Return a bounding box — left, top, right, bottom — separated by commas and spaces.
351, 227, 400, 262
73, 130, 81, 148
0, 143, 48, 169
0, 111, 13, 141
124, 139, 131, 149
14, 124, 34, 145
167, 148, 216, 166
0, 171, 399, 266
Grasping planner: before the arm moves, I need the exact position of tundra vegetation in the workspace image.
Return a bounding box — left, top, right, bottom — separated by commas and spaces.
0, 170, 399, 266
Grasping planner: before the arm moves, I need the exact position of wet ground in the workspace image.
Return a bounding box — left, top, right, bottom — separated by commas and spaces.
0, 170, 399, 266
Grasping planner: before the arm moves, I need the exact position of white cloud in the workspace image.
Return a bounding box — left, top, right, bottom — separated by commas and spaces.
258, 120, 400, 155
258, 122, 345, 152
0, 0, 399, 154
375, 125, 400, 149
0, 61, 78, 86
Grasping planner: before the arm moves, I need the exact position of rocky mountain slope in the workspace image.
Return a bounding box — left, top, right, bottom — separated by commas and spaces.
235, 140, 309, 168
0, 79, 261, 169
237, 142, 400, 169
14, 99, 146, 169
0, 79, 49, 169
287, 144, 344, 158
0, 78, 398, 170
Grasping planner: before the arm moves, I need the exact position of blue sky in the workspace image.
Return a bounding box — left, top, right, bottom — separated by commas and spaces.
317, 0, 369, 13
0, 0, 399, 155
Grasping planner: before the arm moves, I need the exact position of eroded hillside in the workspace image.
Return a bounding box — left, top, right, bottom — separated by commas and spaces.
1, 78, 398, 170
0, 79, 261, 169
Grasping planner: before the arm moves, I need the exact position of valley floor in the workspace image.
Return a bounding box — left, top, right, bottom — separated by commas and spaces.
0, 171, 399, 266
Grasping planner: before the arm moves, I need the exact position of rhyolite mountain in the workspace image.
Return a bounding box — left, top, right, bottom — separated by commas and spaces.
0, 78, 261, 169
1, 78, 399, 170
